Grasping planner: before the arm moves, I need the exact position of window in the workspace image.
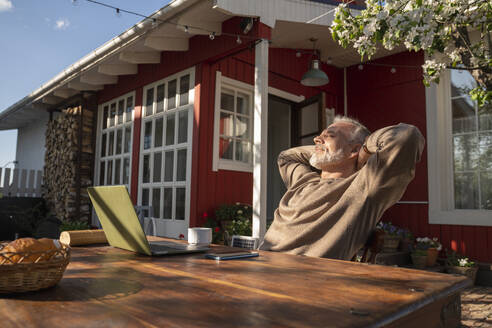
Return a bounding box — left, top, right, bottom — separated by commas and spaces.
213, 72, 254, 172
426, 69, 492, 226
96, 92, 134, 189
139, 69, 194, 225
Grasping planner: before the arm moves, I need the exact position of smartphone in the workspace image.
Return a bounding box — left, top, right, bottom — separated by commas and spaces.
205, 251, 259, 260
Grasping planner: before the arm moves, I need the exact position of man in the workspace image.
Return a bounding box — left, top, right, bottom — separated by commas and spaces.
259, 116, 425, 260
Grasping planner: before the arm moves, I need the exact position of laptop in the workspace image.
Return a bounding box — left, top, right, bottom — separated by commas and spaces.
87, 185, 209, 256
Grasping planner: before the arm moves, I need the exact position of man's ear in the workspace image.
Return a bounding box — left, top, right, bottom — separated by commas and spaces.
349, 144, 361, 158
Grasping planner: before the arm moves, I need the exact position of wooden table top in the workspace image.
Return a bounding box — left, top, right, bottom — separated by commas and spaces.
0, 239, 470, 328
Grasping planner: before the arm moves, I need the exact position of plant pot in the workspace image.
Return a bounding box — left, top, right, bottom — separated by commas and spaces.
426, 248, 439, 267
446, 265, 479, 285
382, 235, 400, 253
411, 253, 427, 269
399, 238, 413, 252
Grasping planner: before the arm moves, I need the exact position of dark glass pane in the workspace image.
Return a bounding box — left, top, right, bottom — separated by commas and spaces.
123, 158, 130, 184
179, 75, 189, 106
164, 151, 174, 182
142, 188, 149, 217
101, 133, 107, 158
109, 103, 116, 127
453, 134, 479, 171
479, 132, 492, 170
108, 131, 114, 156
116, 129, 122, 154
452, 97, 476, 133
114, 158, 121, 184
99, 161, 105, 186
103, 106, 109, 129
176, 149, 187, 181
165, 114, 175, 145
145, 88, 154, 116
219, 138, 233, 160
156, 84, 165, 113
125, 96, 133, 122
152, 188, 161, 218
236, 92, 249, 114
480, 172, 492, 210
107, 160, 113, 185
153, 152, 162, 182
163, 188, 172, 219
143, 154, 150, 183
221, 90, 234, 111
144, 121, 152, 149
118, 99, 124, 124
124, 126, 131, 153
479, 105, 492, 131
176, 188, 185, 220
168, 79, 177, 110
178, 110, 188, 143
454, 172, 479, 209
155, 118, 163, 147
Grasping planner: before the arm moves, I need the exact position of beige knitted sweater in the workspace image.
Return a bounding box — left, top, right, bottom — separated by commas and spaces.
259, 123, 425, 260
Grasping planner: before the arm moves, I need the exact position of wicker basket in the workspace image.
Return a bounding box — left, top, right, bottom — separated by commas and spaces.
0, 242, 71, 293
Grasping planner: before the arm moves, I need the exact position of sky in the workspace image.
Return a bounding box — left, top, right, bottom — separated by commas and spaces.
0, 0, 170, 168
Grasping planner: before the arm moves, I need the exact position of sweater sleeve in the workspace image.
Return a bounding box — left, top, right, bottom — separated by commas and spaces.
277, 145, 317, 189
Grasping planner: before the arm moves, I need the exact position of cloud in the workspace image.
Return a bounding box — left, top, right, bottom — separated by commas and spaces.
54, 18, 70, 30
0, 0, 13, 12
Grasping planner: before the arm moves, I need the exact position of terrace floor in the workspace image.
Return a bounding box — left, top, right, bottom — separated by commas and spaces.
462, 286, 492, 327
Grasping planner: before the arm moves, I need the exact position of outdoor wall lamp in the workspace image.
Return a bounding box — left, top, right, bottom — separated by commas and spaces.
300, 38, 329, 87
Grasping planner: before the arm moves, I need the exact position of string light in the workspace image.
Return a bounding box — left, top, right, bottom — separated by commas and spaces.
236, 35, 242, 44
209, 32, 215, 40
358, 64, 364, 70
184, 25, 189, 33
115, 8, 121, 17
390, 67, 396, 73
296, 51, 301, 58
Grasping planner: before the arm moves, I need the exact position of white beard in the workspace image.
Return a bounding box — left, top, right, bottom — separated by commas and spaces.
309, 148, 346, 170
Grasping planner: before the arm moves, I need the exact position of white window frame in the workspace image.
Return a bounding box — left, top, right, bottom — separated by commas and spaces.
212, 71, 304, 172
426, 69, 491, 226
94, 91, 135, 189
138, 67, 195, 227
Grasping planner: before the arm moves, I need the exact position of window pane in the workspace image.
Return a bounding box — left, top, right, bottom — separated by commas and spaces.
101, 133, 107, 158
452, 97, 476, 133
142, 188, 149, 217
143, 154, 150, 183
479, 105, 492, 131
145, 88, 154, 116
235, 140, 250, 163
454, 172, 479, 209
165, 114, 175, 145
163, 188, 172, 219
116, 129, 123, 154
99, 161, 105, 185
221, 91, 234, 112
156, 84, 165, 113
153, 152, 162, 182
453, 134, 479, 171
144, 121, 152, 149
107, 160, 113, 185
480, 172, 492, 210
236, 92, 249, 115
178, 110, 188, 143
124, 126, 131, 153
155, 118, 163, 147
164, 151, 174, 182
451, 69, 477, 98
235, 115, 249, 138
176, 188, 185, 220
152, 188, 161, 218
179, 75, 189, 106
176, 149, 187, 181
220, 112, 234, 136
114, 158, 121, 184
103, 106, 108, 129
168, 79, 177, 110
108, 131, 114, 156
109, 103, 116, 127
219, 138, 233, 159
123, 158, 130, 184
479, 132, 492, 170
125, 96, 133, 122
118, 99, 124, 124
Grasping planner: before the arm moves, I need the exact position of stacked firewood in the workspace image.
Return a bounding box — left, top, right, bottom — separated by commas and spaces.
43, 106, 94, 223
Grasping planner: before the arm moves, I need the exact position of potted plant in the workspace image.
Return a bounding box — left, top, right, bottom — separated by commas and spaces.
214, 203, 252, 245
445, 250, 479, 285
398, 228, 414, 252
414, 237, 442, 267
411, 239, 430, 269
202, 212, 224, 244
376, 221, 401, 253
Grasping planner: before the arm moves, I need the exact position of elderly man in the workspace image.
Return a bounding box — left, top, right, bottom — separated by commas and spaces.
259, 116, 425, 260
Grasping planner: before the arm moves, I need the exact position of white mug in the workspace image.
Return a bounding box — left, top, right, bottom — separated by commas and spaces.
188, 227, 212, 246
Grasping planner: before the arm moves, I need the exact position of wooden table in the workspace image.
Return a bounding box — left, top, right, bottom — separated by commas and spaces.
0, 239, 471, 328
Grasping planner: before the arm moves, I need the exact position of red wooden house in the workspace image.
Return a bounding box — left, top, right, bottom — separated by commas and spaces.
0, 0, 490, 263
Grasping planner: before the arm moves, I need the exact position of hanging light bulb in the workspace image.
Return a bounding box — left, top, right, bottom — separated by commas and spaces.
236, 35, 242, 44
358, 64, 364, 70
390, 67, 396, 73
209, 32, 215, 40
296, 51, 301, 58
115, 8, 122, 18
184, 25, 189, 33
300, 38, 329, 87
151, 18, 158, 27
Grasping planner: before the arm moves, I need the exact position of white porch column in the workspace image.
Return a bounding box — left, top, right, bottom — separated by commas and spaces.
252, 39, 269, 240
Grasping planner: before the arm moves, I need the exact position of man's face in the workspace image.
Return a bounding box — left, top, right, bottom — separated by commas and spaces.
309, 122, 355, 170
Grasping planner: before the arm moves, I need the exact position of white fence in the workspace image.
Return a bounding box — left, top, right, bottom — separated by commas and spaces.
0, 168, 43, 197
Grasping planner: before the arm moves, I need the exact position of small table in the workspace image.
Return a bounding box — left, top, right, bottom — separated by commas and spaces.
0, 238, 470, 327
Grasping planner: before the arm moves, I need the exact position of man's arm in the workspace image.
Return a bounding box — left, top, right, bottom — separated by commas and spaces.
277, 146, 317, 189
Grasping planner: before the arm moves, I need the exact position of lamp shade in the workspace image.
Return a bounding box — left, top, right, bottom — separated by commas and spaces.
301, 59, 329, 87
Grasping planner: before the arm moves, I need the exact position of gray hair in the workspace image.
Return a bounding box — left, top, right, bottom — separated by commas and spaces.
333, 115, 371, 144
